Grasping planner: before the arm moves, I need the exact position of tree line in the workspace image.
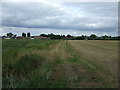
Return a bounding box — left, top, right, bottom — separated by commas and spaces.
2, 32, 120, 40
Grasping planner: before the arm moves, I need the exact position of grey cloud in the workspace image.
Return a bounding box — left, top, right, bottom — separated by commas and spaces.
62, 2, 118, 17
2, 2, 118, 36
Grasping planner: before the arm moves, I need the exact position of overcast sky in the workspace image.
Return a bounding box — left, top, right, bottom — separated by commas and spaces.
1, 1, 118, 36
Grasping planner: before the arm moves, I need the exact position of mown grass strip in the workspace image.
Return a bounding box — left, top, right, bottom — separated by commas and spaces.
65, 40, 116, 88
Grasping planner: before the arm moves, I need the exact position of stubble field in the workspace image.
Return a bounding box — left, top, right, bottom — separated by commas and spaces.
2, 39, 118, 88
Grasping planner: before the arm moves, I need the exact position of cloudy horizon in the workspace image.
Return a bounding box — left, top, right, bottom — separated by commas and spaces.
1, 1, 118, 36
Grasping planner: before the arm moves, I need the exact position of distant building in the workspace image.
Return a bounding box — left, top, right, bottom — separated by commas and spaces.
34, 36, 50, 39
40, 36, 50, 39
30, 38, 34, 39
16, 37, 25, 39
5, 38, 10, 39
34, 36, 41, 39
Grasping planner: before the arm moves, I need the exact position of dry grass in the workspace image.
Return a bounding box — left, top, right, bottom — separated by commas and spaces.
68, 40, 118, 74
68, 40, 118, 86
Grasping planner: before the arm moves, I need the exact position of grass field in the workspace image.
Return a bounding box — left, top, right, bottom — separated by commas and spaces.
2, 39, 118, 88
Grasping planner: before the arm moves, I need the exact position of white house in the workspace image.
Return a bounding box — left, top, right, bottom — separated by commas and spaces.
5, 38, 10, 39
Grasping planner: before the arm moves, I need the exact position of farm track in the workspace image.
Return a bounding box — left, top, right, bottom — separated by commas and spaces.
46, 40, 84, 87
68, 40, 118, 75
67, 40, 118, 87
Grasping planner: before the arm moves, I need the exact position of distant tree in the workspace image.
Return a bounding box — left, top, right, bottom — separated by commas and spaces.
66, 34, 72, 37
2, 35, 6, 38
27, 32, 30, 37
40, 34, 46, 37
81, 35, 85, 40
81, 35, 84, 37
90, 34, 97, 40
102, 35, 109, 40
13, 35, 17, 38
7, 32, 13, 37
48, 33, 55, 38
109, 36, 112, 39
62, 35, 65, 37
118, 36, 120, 40
84, 35, 88, 40
49, 33, 54, 36
56, 35, 61, 39
22, 33, 26, 37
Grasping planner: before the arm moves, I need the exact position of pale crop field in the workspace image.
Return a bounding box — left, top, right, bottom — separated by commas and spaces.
2, 39, 118, 88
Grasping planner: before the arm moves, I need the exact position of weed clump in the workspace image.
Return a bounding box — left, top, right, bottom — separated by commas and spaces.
15, 54, 43, 75
2, 54, 44, 88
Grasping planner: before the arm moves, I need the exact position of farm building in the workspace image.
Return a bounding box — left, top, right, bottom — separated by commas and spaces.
16, 37, 25, 39
34, 36, 50, 39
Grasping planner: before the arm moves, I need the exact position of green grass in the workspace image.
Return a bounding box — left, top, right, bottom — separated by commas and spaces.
2, 39, 68, 88
2, 39, 60, 88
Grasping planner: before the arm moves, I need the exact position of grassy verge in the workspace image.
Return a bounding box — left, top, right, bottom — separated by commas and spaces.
2, 39, 60, 88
